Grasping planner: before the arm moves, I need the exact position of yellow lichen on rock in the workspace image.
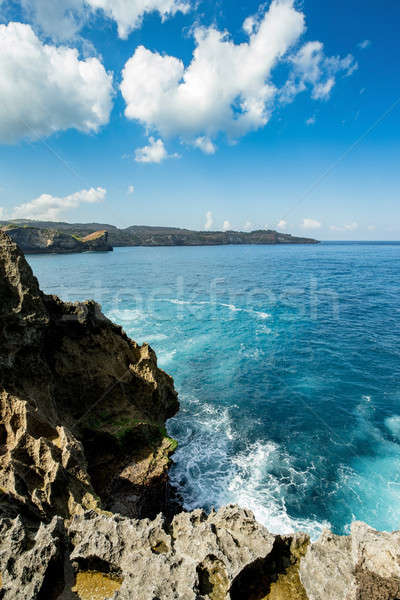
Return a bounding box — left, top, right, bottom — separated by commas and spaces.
197, 555, 230, 600
72, 571, 122, 600
264, 535, 309, 600
264, 563, 309, 600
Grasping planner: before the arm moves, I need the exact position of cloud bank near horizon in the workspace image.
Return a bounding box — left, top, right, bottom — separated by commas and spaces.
10, 187, 106, 221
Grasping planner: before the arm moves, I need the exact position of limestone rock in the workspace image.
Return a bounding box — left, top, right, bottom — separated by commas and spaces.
299, 523, 400, 600
0, 231, 179, 522
0, 515, 64, 600
299, 530, 355, 600
68, 505, 276, 600
3, 227, 113, 254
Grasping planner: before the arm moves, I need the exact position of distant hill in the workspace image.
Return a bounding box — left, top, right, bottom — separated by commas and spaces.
0, 220, 320, 249
1, 225, 112, 254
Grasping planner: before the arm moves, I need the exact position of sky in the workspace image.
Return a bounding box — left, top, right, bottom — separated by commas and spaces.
0, 0, 399, 240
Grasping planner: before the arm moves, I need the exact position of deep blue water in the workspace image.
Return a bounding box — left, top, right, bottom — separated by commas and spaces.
27, 243, 400, 538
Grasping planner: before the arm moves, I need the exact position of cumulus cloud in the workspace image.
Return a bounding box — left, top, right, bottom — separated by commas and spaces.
222, 220, 231, 232
19, 0, 86, 42
0, 22, 113, 143
121, 0, 357, 151
12, 0, 189, 41
205, 211, 213, 231
87, 0, 190, 40
12, 187, 106, 221
302, 218, 321, 229
121, 0, 306, 145
277, 219, 287, 230
243, 221, 253, 232
306, 116, 316, 126
282, 41, 357, 102
135, 137, 179, 163
127, 185, 135, 194
193, 137, 217, 155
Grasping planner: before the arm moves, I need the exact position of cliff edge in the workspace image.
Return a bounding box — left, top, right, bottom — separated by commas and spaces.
0, 230, 178, 523
2, 226, 113, 254
0, 231, 398, 600
0, 221, 319, 248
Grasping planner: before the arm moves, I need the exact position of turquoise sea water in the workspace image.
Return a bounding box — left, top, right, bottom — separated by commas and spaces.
28, 243, 400, 538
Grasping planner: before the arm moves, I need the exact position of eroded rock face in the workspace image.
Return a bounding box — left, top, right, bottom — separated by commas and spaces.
300, 523, 400, 600
0, 516, 64, 600
0, 507, 398, 600
0, 231, 178, 522
3, 227, 113, 254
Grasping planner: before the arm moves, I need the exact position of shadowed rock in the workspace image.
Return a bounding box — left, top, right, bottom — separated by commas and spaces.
0, 230, 178, 523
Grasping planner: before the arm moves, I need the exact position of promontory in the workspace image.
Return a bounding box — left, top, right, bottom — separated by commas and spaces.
1, 220, 319, 254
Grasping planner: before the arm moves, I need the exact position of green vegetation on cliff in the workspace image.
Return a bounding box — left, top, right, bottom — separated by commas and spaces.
0, 219, 320, 248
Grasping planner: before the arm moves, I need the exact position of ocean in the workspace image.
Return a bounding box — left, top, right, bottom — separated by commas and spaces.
27, 242, 400, 539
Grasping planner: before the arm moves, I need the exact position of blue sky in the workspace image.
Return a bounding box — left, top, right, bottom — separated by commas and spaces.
0, 0, 399, 240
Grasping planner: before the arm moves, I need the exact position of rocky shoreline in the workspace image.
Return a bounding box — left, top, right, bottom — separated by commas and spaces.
0, 230, 398, 600
0, 221, 320, 250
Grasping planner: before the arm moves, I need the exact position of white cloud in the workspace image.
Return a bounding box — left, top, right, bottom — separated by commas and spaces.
312, 77, 335, 100
0, 22, 113, 143
121, 0, 306, 145
12, 187, 106, 221
0, 207, 4, 219
19, 0, 85, 42
127, 185, 135, 194
277, 219, 287, 230
306, 116, 316, 126
282, 41, 357, 102
134, 137, 179, 163
87, 0, 190, 40
205, 211, 213, 231
121, 1, 357, 152
302, 218, 321, 229
13, 0, 190, 42
330, 222, 359, 232
344, 222, 359, 231
367, 225, 376, 231
222, 220, 231, 232
193, 136, 217, 155
243, 220, 253, 232
358, 40, 371, 50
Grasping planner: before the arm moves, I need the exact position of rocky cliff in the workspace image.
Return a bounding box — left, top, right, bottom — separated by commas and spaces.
0, 231, 398, 600
0, 221, 319, 247
2, 226, 113, 254
0, 230, 177, 524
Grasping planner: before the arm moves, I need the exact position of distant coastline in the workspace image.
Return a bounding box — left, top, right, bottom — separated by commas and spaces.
1, 220, 319, 253
1, 225, 113, 254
